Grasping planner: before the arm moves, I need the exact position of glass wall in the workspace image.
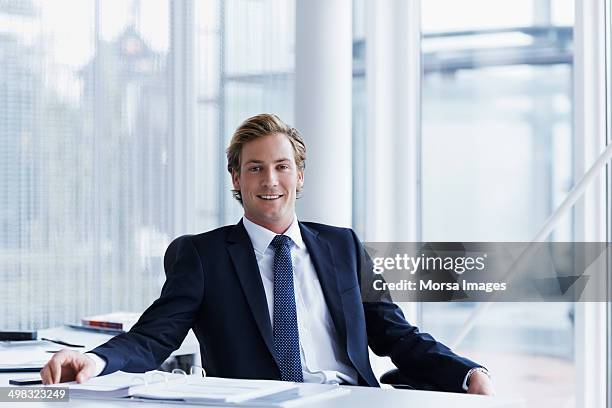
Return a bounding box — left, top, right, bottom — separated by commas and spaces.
419, 0, 575, 405
2, 5, 604, 406
193, 0, 295, 229
0, 0, 171, 329
0, 0, 297, 330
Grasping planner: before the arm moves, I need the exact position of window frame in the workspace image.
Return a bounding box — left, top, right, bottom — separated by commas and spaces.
606, 0, 612, 406
571, 0, 608, 406
169, 0, 197, 236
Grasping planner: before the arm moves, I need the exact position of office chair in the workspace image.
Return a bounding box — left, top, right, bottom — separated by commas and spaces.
379, 369, 439, 390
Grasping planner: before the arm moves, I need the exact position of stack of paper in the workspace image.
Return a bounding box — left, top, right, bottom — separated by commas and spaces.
64, 371, 349, 407
68, 371, 171, 399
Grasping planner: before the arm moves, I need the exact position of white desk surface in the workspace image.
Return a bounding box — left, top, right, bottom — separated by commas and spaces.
38, 326, 200, 357
0, 372, 523, 408
1, 328, 522, 407
0, 326, 199, 372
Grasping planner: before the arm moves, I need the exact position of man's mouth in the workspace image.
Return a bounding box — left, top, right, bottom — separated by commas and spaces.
257, 194, 284, 200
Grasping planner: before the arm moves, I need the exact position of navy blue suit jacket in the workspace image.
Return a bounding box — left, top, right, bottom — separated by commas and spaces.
92, 221, 479, 392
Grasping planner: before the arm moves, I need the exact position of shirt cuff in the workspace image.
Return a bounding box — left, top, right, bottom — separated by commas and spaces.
462, 367, 490, 391
85, 352, 107, 377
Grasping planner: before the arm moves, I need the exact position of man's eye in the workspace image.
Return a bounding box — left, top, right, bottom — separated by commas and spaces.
249, 167, 261, 172
278, 164, 289, 170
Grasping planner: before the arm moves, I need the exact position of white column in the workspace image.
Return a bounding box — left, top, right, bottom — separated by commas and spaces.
169, 0, 196, 236
294, 0, 352, 227
364, 0, 420, 242
363, 0, 421, 377
573, 1, 607, 407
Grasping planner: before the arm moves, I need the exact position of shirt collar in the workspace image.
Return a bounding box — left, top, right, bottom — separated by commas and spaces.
242, 214, 304, 255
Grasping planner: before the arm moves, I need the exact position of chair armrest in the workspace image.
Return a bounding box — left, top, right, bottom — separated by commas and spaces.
379, 369, 439, 391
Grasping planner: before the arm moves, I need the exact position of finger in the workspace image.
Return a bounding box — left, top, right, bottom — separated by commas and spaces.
470, 385, 493, 396
49, 351, 71, 384
40, 366, 50, 385
44, 361, 56, 385
51, 357, 63, 384
70, 353, 93, 384
76, 371, 92, 383
76, 364, 94, 384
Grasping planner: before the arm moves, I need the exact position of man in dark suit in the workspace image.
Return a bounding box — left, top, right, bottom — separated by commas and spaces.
41, 114, 493, 394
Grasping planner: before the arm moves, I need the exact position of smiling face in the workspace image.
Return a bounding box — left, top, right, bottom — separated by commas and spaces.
232, 132, 304, 234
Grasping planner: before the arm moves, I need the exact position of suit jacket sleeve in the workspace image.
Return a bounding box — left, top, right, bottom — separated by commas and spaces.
351, 230, 482, 392
90, 236, 204, 375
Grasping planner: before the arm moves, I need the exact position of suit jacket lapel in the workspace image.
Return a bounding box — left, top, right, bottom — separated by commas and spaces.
226, 221, 278, 366
299, 223, 348, 345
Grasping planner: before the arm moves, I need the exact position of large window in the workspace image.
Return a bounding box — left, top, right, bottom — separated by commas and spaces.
0, 0, 297, 330
2, 4, 609, 406
419, 1, 576, 405
193, 0, 295, 229
0, 0, 171, 329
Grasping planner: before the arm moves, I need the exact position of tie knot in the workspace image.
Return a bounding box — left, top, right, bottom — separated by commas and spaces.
270, 234, 292, 251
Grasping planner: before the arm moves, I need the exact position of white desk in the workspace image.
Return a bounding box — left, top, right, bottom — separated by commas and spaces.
0, 326, 200, 371
0, 372, 523, 408
38, 326, 200, 357
0, 329, 522, 407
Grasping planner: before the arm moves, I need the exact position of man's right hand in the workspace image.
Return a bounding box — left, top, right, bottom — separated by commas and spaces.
40, 350, 96, 384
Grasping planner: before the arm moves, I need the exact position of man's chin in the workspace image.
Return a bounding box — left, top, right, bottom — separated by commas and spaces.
246, 210, 293, 228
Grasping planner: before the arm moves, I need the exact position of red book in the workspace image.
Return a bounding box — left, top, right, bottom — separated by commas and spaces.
80, 312, 140, 332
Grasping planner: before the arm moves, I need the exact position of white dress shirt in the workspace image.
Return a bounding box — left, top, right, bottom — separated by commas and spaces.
242, 215, 358, 385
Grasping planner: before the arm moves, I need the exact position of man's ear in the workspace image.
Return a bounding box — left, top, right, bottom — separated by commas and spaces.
232, 170, 240, 190
297, 169, 304, 190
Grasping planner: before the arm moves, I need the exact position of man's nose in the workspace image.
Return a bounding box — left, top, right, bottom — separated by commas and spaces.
261, 168, 279, 187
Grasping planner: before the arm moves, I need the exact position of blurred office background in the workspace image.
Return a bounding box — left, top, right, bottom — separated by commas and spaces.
0, 0, 610, 407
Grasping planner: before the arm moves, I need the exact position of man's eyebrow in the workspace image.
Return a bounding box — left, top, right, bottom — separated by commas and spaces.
243, 158, 291, 165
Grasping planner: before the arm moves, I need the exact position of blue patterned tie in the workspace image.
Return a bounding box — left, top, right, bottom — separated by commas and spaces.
270, 235, 303, 382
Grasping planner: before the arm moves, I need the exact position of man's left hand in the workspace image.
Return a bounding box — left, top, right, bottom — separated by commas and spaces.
467, 371, 495, 395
